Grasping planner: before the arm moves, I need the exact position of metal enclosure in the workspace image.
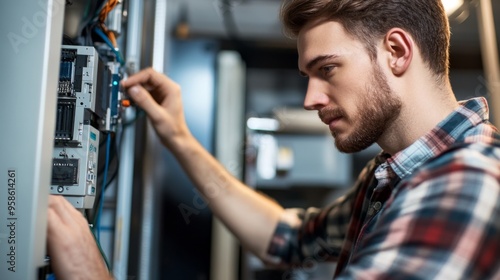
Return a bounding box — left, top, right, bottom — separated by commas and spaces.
0, 0, 65, 279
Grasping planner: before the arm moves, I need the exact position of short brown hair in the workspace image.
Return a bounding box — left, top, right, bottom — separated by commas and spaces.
281, 0, 450, 78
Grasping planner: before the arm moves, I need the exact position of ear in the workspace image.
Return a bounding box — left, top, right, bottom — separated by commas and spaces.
383, 28, 413, 76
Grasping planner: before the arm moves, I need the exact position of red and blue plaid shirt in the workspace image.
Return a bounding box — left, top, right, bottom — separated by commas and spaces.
266, 97, 500, 279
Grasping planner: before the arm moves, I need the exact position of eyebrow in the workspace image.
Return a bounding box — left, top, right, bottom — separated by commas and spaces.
299, 54, 339, 76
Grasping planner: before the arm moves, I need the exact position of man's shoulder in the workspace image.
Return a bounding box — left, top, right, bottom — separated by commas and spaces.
437, 138, 499, 164
430, 121, 499, 167
405, 132, 500, 188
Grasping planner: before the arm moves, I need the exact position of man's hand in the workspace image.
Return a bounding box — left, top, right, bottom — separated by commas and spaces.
121, 68, 191, 148
47, 195, 112, 280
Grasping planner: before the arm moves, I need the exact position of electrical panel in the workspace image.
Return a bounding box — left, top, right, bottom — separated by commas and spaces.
0, 1, 132, 278
51, 45, 124, 209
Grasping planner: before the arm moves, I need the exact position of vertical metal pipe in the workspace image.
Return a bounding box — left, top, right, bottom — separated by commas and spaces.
139, 124, 159, 280
112, 0, 143, 278
113, 111, 137, 279
211, 51, 246, 280
152, 0, 167, 72
125, 0, 144, 75
138, 0, 168, 279
476, 0, 500, 126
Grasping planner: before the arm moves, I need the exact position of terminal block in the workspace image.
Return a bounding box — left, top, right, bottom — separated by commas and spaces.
52, 45, 103, 209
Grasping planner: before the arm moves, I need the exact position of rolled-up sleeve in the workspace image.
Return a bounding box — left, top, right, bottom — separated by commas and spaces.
264, 156, 381, 267
265, 189, 356, 265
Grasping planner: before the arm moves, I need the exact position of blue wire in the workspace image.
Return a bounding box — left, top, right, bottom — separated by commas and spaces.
93, 27, 114, 50
93, 27, 125, 65
96, 133, 111, 241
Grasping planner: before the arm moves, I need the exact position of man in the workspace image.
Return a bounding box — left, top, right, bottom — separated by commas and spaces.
47, 0, 500, 279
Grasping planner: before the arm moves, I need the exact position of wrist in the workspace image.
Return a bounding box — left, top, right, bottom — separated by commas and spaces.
164, 129, 196, 152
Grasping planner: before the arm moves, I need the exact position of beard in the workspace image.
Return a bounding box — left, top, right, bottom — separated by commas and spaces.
319, 63, 402, 153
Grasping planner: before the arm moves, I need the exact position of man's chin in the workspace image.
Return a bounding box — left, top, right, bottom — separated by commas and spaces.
332, 134, 375, 154
335, 143, 369, 154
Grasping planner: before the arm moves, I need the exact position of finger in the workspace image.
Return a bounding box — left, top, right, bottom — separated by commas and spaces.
122, 68, 180, 99
121, 67, 166, 90
48, 195, 83, 225
126, 85, 166, 123
48, 195, 71, 222
50, 195, 76, 217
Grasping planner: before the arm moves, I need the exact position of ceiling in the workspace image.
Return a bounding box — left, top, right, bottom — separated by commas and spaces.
172, 0, 500, 61
172, 0, 286, 42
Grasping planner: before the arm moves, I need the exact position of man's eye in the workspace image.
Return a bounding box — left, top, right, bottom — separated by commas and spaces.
321, 65, 335, 76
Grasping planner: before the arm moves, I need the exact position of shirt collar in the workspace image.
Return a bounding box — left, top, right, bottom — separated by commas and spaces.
385, 97, 490, 180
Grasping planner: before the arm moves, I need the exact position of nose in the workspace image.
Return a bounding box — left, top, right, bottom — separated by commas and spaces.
303, 79, 330, 110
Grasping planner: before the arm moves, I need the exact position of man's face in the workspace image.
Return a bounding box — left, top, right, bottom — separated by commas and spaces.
298, 21, 402, 153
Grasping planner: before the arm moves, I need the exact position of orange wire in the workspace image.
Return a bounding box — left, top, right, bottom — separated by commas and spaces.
107, 31, 117, 47
98, 0, 120, 48
99, 0, 119, 23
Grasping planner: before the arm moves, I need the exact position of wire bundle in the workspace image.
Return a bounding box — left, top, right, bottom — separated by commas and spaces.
98, 0, 121, 47
93, 0, 125, 65
83, 0, 124, 272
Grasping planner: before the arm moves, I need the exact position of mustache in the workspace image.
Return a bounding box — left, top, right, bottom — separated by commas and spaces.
318, 107, 346, 124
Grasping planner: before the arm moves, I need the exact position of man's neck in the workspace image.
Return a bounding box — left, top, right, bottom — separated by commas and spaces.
377, 79, 459, 156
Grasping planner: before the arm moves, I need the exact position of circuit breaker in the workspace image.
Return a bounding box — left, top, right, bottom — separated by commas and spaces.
50, 45, 121, 209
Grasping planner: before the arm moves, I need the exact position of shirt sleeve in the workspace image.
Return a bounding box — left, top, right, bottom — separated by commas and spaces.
264, 192, 354, 265
264, 157, 381, 266
337, 146, 500, 279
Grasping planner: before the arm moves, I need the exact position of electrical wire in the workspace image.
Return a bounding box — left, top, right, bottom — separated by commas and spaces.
88, 131, 117, 272
95, 133, 112, 241
81, 0, 107, 31
99, 0, 119, 24
94, 27, 125, 65
83, 211, 111, 272
98, 132, 119, 191
87, 0, 125, 65
91, 226, 112, 270
98, 0, 120, 47
94, 25, 116, 50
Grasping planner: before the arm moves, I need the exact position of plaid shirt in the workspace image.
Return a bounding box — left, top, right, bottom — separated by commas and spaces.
266, 97, 500, 279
